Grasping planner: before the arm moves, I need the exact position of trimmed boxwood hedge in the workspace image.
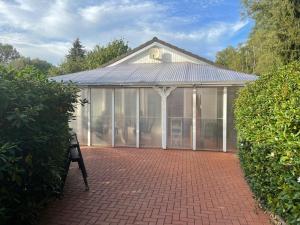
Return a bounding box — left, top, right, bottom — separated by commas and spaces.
0, 66, 79, 225
235, 62, 300, 224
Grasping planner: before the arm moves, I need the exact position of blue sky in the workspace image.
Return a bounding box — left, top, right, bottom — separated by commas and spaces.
0, 0, 252, 65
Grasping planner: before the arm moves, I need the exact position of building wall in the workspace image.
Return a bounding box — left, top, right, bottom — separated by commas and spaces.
70, 88, 89, 145
70, 86, 241, 151
227, 87, 241, 151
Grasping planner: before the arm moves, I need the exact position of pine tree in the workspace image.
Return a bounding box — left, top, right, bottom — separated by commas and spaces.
67, 38, 86, 61
54, 38, 87, 74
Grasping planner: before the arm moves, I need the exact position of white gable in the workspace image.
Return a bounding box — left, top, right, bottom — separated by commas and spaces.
108, 41, 209, 67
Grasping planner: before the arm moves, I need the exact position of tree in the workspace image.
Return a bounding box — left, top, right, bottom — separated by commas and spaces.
215, 46, 240, 70
0, 43, 54, 76
0, 64, 79, 225
216, 0, 300, 75
243, 0, 300, 63
0, 43, 20, 64
51, 38, 87, 75
8, 57, 54, 75
67, 38, 86, 61
235, 62, 300, 224
59, 58, 86, 74
51, 38, 130, 76
86, 39, 130, 69
48, 66, 65, 77
215, 44, 256, 74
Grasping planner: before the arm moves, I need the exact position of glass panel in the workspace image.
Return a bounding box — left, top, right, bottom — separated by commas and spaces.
167, 88, 193, 149
69, 88, 89, 145
91, 88, 112, 146
196, 88, 223, 150
140, 88, 161, 147
227, 87, 241, 151
115, 88, 137, 147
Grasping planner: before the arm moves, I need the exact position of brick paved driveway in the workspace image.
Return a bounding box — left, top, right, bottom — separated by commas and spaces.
39, 148, 271, 225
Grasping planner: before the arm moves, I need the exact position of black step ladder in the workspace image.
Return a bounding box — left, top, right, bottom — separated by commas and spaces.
62, 131, 89, 192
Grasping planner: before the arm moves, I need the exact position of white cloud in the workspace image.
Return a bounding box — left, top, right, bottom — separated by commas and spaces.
0, 32, 70, 64
80, 1, 165, 24
163, 20, 249, 42
0, 0, 249, 65
14, 0, 37, 11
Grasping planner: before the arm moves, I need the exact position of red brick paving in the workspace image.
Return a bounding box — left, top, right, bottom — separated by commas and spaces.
39, 148, 271, 225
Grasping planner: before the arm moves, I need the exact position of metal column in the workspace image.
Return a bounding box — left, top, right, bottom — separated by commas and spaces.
153, 86, 176, 150
111, 89, 115, 147
192, 88, 197, 150
136, 89, 140, 148
87, 87, 91, 146
223, 87, 227, 152
161, 96, 167, 149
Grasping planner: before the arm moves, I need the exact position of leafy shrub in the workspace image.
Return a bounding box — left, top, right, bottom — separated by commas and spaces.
0, 66, 79, 225
235, 62, 300, 224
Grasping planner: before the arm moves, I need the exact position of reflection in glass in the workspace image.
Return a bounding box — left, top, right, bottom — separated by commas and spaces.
167, 88, 193, 149
140, 88, 161, 147
196, 88, 223, 150
69, 88, 89, 145
91, 88, 112, 145
115, 89, 137, 147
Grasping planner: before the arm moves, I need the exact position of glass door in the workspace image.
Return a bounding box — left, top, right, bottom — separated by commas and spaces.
90, 88, 113, 146
167, 88, 193, 149
114, 88, 137, 147
196, 88, 223, 150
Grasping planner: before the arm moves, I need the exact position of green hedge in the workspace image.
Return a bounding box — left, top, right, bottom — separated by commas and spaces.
235, 62, 300, 224
0, 66, 79, 225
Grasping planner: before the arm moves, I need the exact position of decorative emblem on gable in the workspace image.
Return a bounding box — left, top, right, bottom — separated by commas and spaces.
149, 47, 161, 60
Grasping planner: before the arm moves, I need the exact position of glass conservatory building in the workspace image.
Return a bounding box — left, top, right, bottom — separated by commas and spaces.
52, 37, 256, 152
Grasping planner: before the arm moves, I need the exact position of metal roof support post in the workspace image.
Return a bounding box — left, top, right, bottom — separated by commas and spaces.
87, 87, 91, 146
153, 86, 176, 150
136, 88, 140, 148
192, 88, 197, 150
112, 89, 115, 147
161, 97, 167, 149
223, 87, 227, 152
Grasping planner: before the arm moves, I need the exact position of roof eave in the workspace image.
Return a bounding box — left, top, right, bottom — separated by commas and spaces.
52, 80, 255, 87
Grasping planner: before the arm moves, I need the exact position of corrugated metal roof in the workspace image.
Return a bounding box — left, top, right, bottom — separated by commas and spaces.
50, 63, 257, 86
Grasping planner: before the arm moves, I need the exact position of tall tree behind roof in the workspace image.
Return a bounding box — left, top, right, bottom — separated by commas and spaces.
50, 38, 130, 76
216, 0, 300, 75
67, 38, 86, 61
51, 38, 87, 75
243, 0, 300, 63
86, 39, 130, 69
